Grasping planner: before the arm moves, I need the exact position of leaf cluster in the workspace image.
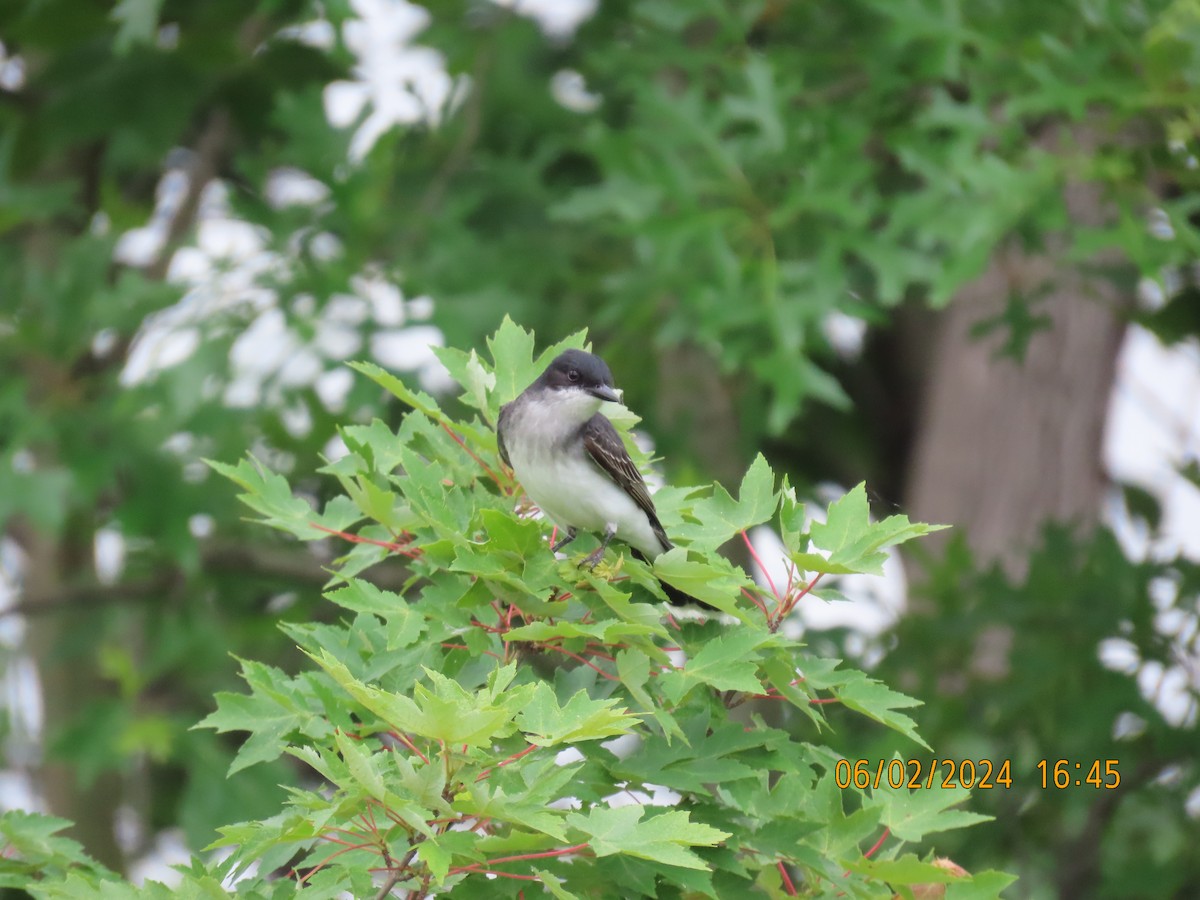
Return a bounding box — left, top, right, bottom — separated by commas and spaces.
8, 322, 1010, 897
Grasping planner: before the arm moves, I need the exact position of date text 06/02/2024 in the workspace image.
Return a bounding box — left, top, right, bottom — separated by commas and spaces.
834, 759, 1121, 791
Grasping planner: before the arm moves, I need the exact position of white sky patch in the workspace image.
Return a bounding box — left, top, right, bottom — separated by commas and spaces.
822, 310, 868, 359
313, 320, 362, 360
277, 18, 336, 50
2, 656, 42, 765
129, 828, 189, 888
1105, 327, 1200, 560
266, 167, 331, 208
0, 41, 26, 91
354, 271, 407, 326
323, 433, 351, 463
188, 514, 215, 539
114, 169, 190, 268
94, 528, 127, 586
370, 325, 444, 370
0, 539, 26, 648
551, 69, 601, 112
490, 0, 598, 38
603, 783, 682, 809
324, 0, 458, 161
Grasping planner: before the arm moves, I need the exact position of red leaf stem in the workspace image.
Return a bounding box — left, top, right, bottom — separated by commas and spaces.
440, 422, 505, 487
778, 860, 797, 895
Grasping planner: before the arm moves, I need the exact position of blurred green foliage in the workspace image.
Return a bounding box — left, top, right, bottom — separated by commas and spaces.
5, 323, 1005, 896
0, 0, 1197, 895
822, 528, 1200, 899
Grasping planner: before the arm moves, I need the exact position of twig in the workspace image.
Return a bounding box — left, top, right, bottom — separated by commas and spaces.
144, 109, 231, 281
375, 846, 418, 900
0, 538, 412, 619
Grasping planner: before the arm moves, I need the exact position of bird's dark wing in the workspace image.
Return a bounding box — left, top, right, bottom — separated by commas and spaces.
581, 414, 672, 553
496, 402, 512, 468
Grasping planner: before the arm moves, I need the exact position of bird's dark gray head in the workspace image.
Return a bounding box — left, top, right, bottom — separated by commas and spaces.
536, 349, 621, 404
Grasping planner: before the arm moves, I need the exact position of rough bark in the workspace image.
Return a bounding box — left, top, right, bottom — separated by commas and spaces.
904, 132, 1130, 577
21, 526, 127, 872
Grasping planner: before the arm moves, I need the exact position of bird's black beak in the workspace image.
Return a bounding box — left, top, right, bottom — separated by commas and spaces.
588, 384, 622, 404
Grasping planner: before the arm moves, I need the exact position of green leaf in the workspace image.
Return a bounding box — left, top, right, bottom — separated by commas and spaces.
432, 346, 497, 416
654, 549, 755, 620
111, 0, 163, 54
324, 580, 425, 650
836, 676, 928, 749
503, 620, 660, 644
868, 782, 991, 842
349, 361, 445, 421
846, 853, 966, 884
795, 483, 947, 576
534, 868, 581, 899
675, 454, 779, 549
659, 630, 768, 703
516, 683, 639, 746
0, 810, 110, 876
309, 651, 524, 747
455, 782, 569, 841
206, 457, 330, 540
946, 870, 1019, 899
417, 839, 453, 883
196, 659, 330, 774
566, 806, 730, 870
486, 316, 589, 409
333, 729, 386, 802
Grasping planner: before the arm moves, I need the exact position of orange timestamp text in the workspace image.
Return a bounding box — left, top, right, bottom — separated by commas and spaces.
834, 758, 1123, 790
834, 758, 1013, 790
1036, 759, 1120, 789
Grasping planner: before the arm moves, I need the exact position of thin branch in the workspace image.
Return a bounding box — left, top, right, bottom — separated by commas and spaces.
144, 108, 231, 281
0, 538, 412, 619
375, 845, 418, 900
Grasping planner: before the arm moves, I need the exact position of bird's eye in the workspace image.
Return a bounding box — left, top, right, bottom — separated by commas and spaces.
567, 369, 580, 383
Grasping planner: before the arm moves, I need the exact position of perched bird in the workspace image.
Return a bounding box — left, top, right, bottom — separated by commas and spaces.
497, 349, 673, 571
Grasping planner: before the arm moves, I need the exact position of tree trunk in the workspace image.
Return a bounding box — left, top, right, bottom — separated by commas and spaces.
904, 132, 1130, 577
21, 526, 127, 872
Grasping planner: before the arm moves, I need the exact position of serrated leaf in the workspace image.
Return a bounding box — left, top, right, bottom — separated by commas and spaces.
836, 675, 929, 750
206, 457, 328, 539
946, 870, 1019, 899
534, 868, 580, 899
310, 652, 524, 747
566, 806, 729, 870
516, 683, 639, 746
456, 783, 569, 841
486, 316, 589, 409
196, 658, 330, 773
617, 648, 686, 743
503, 620, 658, 644
349, 361, 444, 421
868, 783, 991, 842
654, 549, 755, 620
324, 581, 425, 650
333, 730, 386, 802
659, 630, 768, 703
675, 454, 779, 549
798, 483, 947, 576
465, 350, 496, 409
846, 853, 967, 884
778, 478, 808, 553
418, 839, 453, 883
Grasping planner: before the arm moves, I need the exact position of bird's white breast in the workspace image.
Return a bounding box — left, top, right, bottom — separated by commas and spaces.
503, 395, 663, 558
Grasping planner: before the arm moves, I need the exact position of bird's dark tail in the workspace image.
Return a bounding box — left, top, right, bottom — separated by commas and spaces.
630, 548, 718, 611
